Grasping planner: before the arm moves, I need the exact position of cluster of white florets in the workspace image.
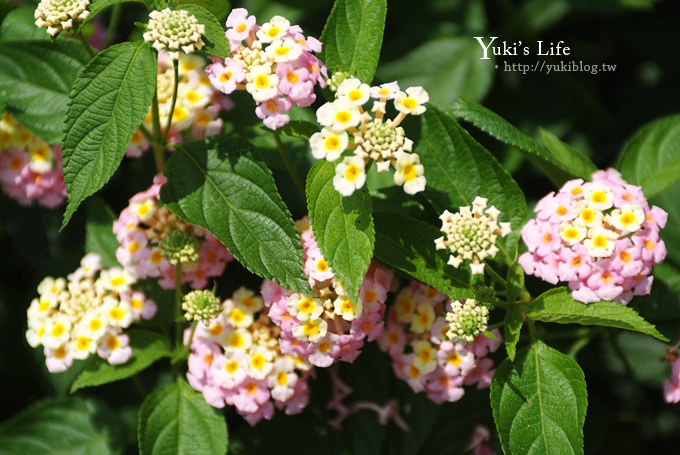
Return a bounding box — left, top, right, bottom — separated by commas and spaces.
34, 0, 90, 36
143, 8, 205, 60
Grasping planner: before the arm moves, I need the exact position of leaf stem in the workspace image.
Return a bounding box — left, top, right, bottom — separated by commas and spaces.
484, 260, 508, 288
273, 131, 306, 201
527, 318, 537, 344
163, 59, 179, 143
77, 30, 95, 58
174, 263, 183, 351
104, 2, 122, 48
150, 90, 165, 172
487, 321, 505, 331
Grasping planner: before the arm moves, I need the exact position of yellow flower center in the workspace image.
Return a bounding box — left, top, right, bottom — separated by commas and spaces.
344, 164, 360, 182
255, 75, 269, 89
401, 98, 417, 110
324, 136, 340, 151
401, 163, 417, 181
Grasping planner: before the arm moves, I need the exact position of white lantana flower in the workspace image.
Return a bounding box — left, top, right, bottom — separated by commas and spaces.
34, 0, 90, 36
333, 156, 366, 196
143, 8, 206, 59
394, 86, 429, 115
393, 150, 426, 195
309, 128, 348, 161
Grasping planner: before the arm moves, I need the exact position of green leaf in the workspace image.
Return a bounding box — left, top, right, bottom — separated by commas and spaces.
178, 0, 230, 22
306, 160, 374, 302
138, 378, 228, 455
181, 4, 231, 59
417, 104, 526, 263
0, 40, 90, 142
491, 340, 587, 455
70, 329, 171, 393
377, 37, 494, 107
0, 396, 126, 455
450, 99, 588, 185
61, 41, 156, 229
525, 287, 668, 342
276, 120, 320, 140
538, 128, 597, 181
506, 263, 525, 305
504, 306, 523, 361
320, 0, 386, 83
85, 196, 120, 268
373, 211, 472, 300
160, 136, 310, 294
86, 0, 142, 23
0, 7, 51, 41
617, 113, 680, 198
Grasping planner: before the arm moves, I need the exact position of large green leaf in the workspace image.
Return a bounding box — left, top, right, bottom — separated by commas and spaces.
70, 329, 171, 393
307, 160, 374, 302
160, 136, 310, 294
138, 378, 228, 455
0, 40, 90, 142
617, 113, 680, 198
450, 99, 593, 185
61, 41, 156, 229
491, 340, 587, 455
180, 4, 231, 59
373, 211, 472, 300
320, 0, 386, 83
0, 396, 126, 455
178, 0, 230, 22
0, 7, 51, 41
417, 104, 526, 263
377, 37, 494, 108
525, 287, 668, 341
504, 306, 524, 361
85, 196, 120, 268
538, 128, 597, 181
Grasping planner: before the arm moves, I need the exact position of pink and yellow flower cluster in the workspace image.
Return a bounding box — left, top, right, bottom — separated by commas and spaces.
186, 286, 312, 425
519, 168, 667, 304
378, 281, 501, 404
206, 8, 327, 130
26, 253, 156, 373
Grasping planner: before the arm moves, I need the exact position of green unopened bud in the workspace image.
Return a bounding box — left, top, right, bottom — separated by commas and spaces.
445, 298, 489, 344
182, 290, 221, 323
327, 72, 352, 92
160, 229, 201, 265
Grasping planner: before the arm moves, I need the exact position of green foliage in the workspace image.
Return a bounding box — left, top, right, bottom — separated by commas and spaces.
86, 0, 142, 23
450, 99, 594, 185
504, 307, 523, 360
71, 329, 171, 392
138, 378, 228, 455
0, 396, 127, 455
61, 41, 156, 229
491, 340, 587, 455
377, 37, 494, 108
180, 4, 231, 59
276, 120, 320, 140
320, 0, 386, 83
0, 40, 90, 142
177, 0, 231, 22
417, 104, 526, 262
617, 114, 680, 198
160, 136, 311, 294
373, 211, 472, 300
85, 196, 120, 268
0, 7, 51, 41
307, 160, 374, 302
538, 128, 597, 180
526, 287, 668, 341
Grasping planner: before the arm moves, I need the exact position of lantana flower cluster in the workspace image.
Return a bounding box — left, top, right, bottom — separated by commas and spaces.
186, 287, 312, 425
206, 8, 327, 130
26, 253, 157, 373
519, 168, 667, 304
128, 52, 227, 157
113, 174, 233, 289
311, 78, 429, 197
143, 8, 205, 60
263, 219, 393, 367
435, 196, 512, 275
0, 112, 66, 208
378, 281, 501, 404
34, 0, 90, 37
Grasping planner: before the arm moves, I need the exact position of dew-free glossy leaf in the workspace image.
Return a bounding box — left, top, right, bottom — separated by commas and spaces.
373, 211, 472, 300
417, 104, 526, 263
138, 379, 227, 455
307, 160, 374, 302
320, 0, 386, 83
0, 40, 90, 142
539, 128, 597, 181
378, 37, 494, 107
181, 4, 231, 59
71, 329, 171, 393
160, 136, 310, 293
0, 396, 126, 455
85, 196, 120, 268
526, 287, 668, 341
61, 41, 156, 229
491, 340, 587, 455
450, 99, 590, 185
617, 113, 680, 198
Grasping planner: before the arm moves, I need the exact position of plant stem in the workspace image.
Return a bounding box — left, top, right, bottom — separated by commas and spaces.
273, 132, 306, 201
104, 2, 122, 48
483, 260, 508, 288
174, 263, 183, 351
77, 31, 95, 58
163, 59, 179, 143
150, 91, 165, 172
527, 318, 537, 344
487, 321, 505, 331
